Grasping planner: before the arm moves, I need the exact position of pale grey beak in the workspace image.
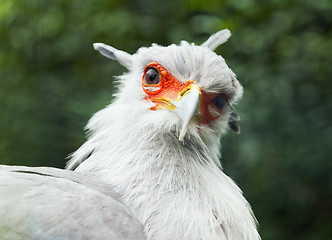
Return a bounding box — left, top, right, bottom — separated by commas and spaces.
173, 85, 201, 141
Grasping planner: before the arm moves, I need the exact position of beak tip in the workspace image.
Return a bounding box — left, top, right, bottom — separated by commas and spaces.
178, 122, 190, 142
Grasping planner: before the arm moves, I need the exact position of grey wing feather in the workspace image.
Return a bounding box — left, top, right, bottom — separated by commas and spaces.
0, 165, 146, 240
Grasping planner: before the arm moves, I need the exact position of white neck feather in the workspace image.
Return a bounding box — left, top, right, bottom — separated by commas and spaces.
69, 100, 260, 240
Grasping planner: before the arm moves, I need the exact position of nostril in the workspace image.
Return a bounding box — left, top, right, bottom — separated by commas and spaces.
178, 83, 201, 99
179, 88, 190, 97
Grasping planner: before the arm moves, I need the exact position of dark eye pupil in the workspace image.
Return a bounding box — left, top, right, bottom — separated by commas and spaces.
211, 94, 225, 110
144, 68, 160, 85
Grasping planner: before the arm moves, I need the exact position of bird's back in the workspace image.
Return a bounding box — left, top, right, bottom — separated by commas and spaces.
0, 165, 145, 240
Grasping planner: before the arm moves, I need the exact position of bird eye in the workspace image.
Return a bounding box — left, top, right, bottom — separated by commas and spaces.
211, 94, 226, 110
144, 67, 161, 85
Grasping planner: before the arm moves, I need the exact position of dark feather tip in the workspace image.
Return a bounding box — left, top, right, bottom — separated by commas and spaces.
228, 120, 240, 134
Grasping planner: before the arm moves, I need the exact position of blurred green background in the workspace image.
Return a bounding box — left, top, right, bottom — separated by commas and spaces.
0, 0, 331, 239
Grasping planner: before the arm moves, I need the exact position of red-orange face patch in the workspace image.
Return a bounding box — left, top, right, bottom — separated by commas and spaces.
142, 62, 229, 123
142, 62, 192, 100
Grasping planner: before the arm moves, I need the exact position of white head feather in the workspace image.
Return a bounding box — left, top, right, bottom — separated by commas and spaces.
67, 29, 260, 240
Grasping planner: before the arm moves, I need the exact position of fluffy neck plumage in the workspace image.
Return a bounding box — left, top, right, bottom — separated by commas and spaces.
70, 100, 260, 240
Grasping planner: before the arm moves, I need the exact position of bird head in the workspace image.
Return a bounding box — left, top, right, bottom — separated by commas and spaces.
93, 29, 242, 144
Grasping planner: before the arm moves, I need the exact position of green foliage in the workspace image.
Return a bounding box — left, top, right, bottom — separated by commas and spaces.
0, 0, 331, 239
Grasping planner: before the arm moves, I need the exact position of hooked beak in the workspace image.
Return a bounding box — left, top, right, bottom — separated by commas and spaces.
173, 84, 201, 141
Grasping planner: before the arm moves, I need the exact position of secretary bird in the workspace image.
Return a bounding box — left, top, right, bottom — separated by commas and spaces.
0, 29, 260, 240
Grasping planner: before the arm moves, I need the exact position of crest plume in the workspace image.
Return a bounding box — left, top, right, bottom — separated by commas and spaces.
201, 29, 231, 51
93, 42, 133, 69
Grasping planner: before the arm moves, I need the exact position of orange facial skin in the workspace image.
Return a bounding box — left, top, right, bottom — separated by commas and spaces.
200, 92, 229, 124
142, 62, 193, 106
143, 62, 228, 124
